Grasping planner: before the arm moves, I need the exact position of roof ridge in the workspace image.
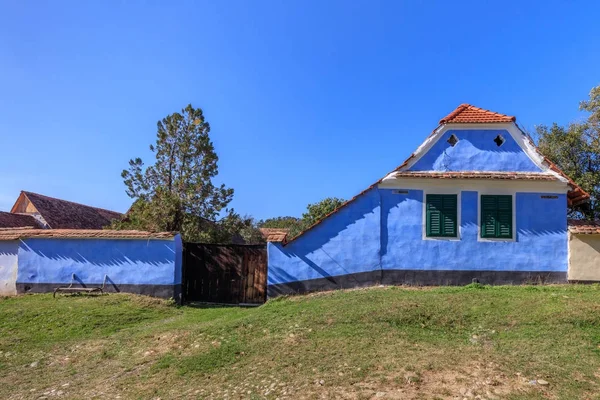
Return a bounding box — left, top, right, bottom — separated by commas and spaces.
22, 191, 122, 215
439, 103, 470, 124
0, 228, 177, 240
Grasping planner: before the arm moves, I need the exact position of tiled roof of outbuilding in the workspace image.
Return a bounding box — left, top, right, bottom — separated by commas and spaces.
439, 104, 516, 124
17, 191, 122, 229
568, 220, 600, 234
259, 228, 289, 242
0, 229, 177, 241
0, 211, 43, 228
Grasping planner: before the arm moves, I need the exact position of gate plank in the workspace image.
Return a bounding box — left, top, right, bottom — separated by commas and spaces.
182, 243, 266, 304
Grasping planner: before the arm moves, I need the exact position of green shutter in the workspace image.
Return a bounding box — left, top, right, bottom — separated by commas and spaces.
496, 195, 513, 238
480, 195, 513, 239
426, 194, 457, 237
426, 195, 443, 237
441, 194, 458, 237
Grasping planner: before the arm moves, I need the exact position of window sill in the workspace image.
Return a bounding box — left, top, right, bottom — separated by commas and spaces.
478, 237, 515, 243
424, 236, 461, 241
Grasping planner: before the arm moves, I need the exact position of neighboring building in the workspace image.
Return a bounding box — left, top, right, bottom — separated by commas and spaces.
3, 191, 122, 229
0, 211, 42, 229
267, 104, 590, 296
567, 220, 600, 282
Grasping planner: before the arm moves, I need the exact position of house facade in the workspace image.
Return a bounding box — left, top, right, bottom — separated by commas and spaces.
267, 104, 589, 296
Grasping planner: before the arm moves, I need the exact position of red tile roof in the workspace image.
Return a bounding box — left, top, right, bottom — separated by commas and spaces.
0, 211, 43, 228
259, 228, 289, 242
439, 104, 516, 124
0, 229, 176, 241
568, 220, 600, 234
18, 191, 123, 229
392, 171, 559, 181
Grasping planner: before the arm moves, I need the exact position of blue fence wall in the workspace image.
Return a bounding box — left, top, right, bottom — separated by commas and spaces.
0, 241, 18, 295
16, 235, 183, 300
268, 188, 567, 296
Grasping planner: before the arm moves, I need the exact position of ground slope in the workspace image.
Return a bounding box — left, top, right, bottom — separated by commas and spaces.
1, 285, 600, 399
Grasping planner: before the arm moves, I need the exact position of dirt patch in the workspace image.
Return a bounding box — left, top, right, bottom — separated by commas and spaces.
294, 362, 544, 400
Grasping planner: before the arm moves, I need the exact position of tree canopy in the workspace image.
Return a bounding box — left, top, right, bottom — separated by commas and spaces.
301, 197, 346, 227
536, 85, 600, 219
114, 104, 251, 242
260, 197, 346, 239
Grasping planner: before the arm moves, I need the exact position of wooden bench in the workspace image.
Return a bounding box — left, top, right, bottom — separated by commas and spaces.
53, 274, 107, 298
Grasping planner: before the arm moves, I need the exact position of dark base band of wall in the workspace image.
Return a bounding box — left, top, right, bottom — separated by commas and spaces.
16, 283, 182, 302
267, 269, 567, 297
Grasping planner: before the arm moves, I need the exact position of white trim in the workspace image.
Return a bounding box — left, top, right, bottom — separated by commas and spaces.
422, 189, 462, 241
378, 178, 569, 194
389, 122, 569, 184
476, 190, 517, 243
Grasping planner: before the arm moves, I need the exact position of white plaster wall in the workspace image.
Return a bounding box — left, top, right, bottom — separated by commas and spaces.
0, 241, 18, 296
568, 233, 600, 281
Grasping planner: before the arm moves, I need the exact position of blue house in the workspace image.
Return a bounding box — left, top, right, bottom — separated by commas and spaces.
267, 104, 589, 296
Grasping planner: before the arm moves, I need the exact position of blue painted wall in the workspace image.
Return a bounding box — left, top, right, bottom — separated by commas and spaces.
268, 188, 567, 287
16, 235, 182, 286
380, 189, 567, 272
409, 130, 542, 172
268, 187, 381, 285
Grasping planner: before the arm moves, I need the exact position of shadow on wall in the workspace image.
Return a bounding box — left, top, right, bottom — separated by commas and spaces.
410, 130, 542, 172
281, 188, 380, 255
269, 188, 382, 286
19, 239, 175, 267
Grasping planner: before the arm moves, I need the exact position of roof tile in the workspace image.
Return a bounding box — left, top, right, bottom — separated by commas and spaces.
568, 219, 600, 234
259, 228, 289, 242
439, 104, 516, 124
0, 211, 43, 228
21, 191, 122, 229
0, 229, 176, 241
392, 171, 559, 181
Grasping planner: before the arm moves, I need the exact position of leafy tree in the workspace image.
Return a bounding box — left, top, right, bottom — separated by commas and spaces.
258, 216, 302, 229
259, 198, 346, 240
536, 85, 600, 219
114, 104, 234, 241
301, 197, 346, 227
216, 213, 265, 244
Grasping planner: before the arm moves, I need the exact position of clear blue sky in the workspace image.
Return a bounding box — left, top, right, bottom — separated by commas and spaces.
1, 1, 599, 220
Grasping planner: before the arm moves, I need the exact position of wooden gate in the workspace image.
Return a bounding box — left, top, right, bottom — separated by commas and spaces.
182, 243, 267, 304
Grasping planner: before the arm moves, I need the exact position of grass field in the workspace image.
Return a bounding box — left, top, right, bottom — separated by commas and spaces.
1, 285, 600, 399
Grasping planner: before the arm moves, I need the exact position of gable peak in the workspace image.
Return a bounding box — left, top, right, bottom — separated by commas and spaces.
440, 104, 516, 124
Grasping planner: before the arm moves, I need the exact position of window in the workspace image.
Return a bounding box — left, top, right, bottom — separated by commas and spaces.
480, 195, 513, 239
426, 194, 458, 237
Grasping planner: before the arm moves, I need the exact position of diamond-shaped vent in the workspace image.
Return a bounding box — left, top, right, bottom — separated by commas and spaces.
494, 134, 505, 147
447, 134, 458, 147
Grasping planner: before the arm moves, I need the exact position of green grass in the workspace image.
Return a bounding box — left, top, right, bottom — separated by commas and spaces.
1, 285, 600, 399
